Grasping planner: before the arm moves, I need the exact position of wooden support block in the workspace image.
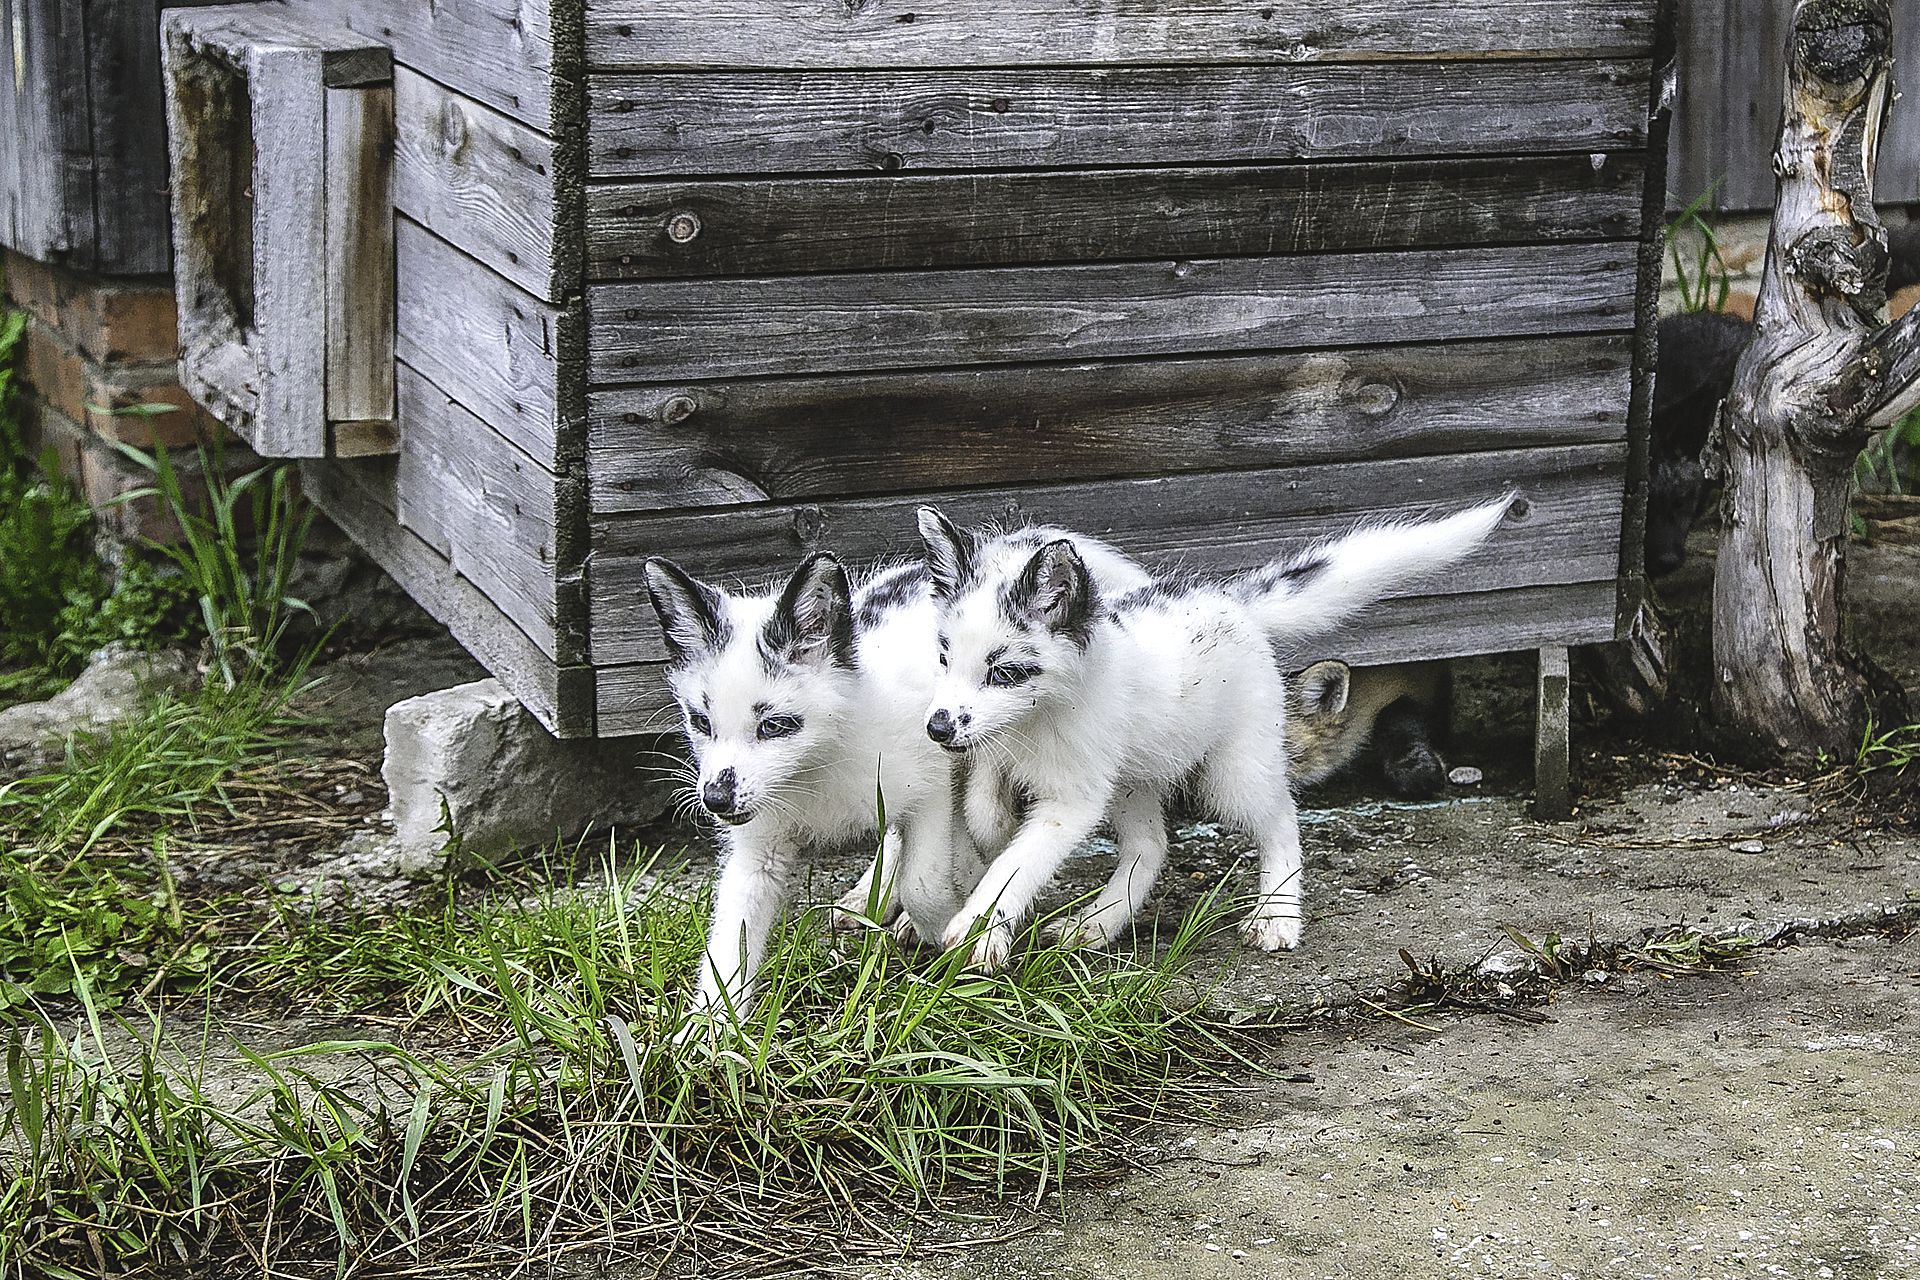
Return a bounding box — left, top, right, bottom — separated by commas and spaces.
324, 83, 396, 425
163, 5, 396, 459
1534, 645, 1572, 821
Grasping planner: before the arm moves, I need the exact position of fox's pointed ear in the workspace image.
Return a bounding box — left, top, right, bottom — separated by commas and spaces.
765, 552, 854, 668
644, 558, 727, 664
1292, 660, 1351, 720
916, 506, 975, 601
1009, 539, 1093, 644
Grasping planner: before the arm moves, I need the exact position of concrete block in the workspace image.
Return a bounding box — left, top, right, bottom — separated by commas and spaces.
381, 678, 671, 869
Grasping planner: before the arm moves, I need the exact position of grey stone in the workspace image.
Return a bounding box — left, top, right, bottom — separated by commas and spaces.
0, 644, 195, 764
379, 678, 673, 872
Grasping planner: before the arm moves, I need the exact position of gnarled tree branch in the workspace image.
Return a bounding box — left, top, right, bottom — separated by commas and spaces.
1709, 0, 1904, 761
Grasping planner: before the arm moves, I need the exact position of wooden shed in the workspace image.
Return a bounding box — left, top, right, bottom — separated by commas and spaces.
159, 0, 1674, 764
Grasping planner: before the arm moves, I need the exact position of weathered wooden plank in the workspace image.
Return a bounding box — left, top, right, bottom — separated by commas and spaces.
393, 68, 573, 301
588, 334, 1633, 513
1, 0, 96, 263
316, 0, 561, 133
588, 242, 1639, 383
392, 363, 570, 662
588, 152, 1644, 281
325, 83, 396, 426
303, 456, 591, 737
395, 217, 574, 466
248, 35, 329, 457
84, 0, 180, 274
586, 443, 1627, 665
592, 579, 1623, 734
587, 0, 1657, 70
588, 61, 1650, 178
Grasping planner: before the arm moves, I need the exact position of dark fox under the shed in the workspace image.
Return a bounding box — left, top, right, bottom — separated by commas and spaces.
1286, 660, 1452, 799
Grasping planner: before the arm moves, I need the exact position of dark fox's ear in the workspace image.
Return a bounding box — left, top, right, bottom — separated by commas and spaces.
1292, 660, 1351, 720
643, 558, 727, 663
1008, 539, 1093, 644
765, 552, 854, 668
916, 506, 976, 601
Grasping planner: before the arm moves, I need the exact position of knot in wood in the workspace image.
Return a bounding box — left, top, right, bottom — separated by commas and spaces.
1505, 496, 1533, 522
792, 507, 826, 543
437, 101, 471, 159
665, 211, 702, 244
1788, 226, 1874, 302
1792, 0, 1890, 85
660, 395, 697, 424
1353, 381, 1399, 416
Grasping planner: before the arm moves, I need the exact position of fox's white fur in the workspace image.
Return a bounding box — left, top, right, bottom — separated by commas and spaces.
916, 497, 1516, 968
643, 538, 1149, 1024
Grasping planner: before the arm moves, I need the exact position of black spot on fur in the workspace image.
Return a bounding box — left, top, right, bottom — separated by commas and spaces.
854, 561, 928, 630
1234, 551, 1330, 602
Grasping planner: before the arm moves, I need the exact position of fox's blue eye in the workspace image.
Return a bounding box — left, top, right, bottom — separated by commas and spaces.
687, 710, 712, 736
986, 664, 1039, 688
757, 714, 803, 740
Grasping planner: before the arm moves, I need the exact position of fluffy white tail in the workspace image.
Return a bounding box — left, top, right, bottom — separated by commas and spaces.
1231, 495, 1517, 649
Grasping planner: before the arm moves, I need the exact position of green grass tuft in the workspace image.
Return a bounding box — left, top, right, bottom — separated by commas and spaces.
1, 851, 1231, 1276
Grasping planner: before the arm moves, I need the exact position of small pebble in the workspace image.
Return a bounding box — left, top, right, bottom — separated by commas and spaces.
1731, 839, 1765, 854
1448, 765, 1483, 786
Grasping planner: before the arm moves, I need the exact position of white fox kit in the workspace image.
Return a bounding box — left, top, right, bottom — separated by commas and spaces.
644, 552, 988, 1022
916, 497, 1516, 968
1286, 660, 1452, 796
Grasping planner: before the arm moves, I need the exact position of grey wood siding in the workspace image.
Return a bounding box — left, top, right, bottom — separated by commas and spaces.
574, 0, 1668, 738
587, 0, 1658, 69
1668, 0, 1920, 209
586, 334, 1634, 514
586, 62, 1650, 178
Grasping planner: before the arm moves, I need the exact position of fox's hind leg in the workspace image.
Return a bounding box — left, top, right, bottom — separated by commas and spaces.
1048, 784, 1167, 950
1200, 726, 1306, 952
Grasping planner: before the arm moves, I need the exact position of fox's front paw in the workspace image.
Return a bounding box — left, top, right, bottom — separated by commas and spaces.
1239, 911, 1303, 952
1045, 912, 1120, 951
968, 922, 1016, 972
831, 882, 899, 933
943, 913, 1015, 972
890, 913, 924, 948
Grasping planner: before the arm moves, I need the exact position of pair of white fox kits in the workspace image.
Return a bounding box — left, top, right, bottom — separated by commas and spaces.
643, 496, 1516, 1022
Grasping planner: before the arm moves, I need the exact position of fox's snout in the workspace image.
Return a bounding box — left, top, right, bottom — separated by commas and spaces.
926, 707, 971, 749
702, 767, 750, 823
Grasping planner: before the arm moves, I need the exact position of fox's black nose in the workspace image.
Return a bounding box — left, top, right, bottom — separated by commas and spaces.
702, 768, 738, 815
926, 709, 956, 744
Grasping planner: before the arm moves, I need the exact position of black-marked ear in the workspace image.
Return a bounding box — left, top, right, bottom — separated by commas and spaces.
765, 552, 854, 668
1293, 660, 1351, 720
916, 506, 975, 601
1009, 539, 1092, 642
644, 558, 727, 664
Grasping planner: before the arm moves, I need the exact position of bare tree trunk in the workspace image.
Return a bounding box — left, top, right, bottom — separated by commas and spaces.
1710, 0, 1915, 761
